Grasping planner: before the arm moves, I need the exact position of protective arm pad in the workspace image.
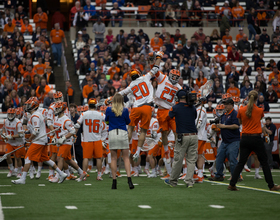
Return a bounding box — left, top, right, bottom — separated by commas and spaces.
69, 127, 76, 135
32, 128, 40, 136
74, 123, 80, 129
150, 65, 159, 76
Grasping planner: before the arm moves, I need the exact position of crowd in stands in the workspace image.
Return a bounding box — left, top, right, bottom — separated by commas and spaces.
0, 3, 61, 111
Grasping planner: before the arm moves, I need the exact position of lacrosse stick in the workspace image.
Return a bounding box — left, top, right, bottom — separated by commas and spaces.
141, 137, 157, 151
202, 154, 210, 164
0, 127, 60, 163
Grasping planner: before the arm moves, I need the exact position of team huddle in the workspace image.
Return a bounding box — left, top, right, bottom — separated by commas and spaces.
1, 50, 261, 186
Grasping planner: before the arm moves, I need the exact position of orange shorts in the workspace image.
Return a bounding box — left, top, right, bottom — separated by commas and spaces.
157, 109, 176, 132
103, 144, 110, 157
57, 144, 72, 161
148, 144, 160, 157
6, 143, 25, 158
25, 143, 49, 162
130, 139, 138, 155
129, 105, 152, 130
82, 140, 103, 159
198, 140, 206, 154
50, 144, 58, 154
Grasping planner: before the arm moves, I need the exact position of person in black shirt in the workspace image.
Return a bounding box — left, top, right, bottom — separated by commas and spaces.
260, 28, 270, 44
254, 52, 265, 71
264, 117, 276, 169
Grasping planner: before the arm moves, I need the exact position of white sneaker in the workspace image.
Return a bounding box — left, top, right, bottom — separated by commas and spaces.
254, 174, 263, 179
144, 168, 150, 175
58, 172, 68, 184
17, 173, 22, 178
138, 167, 143, 174
49, 176, 59, 183
76, 171, 87, 182
244, 164, 251, 172
148, 173, 157, 178
12, 178, 25, 184
7, 170, 16, 178
36, 171, 41, 179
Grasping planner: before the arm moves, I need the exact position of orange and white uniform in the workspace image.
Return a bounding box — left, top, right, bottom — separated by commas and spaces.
77, 110, 105, 159
54, 115, 75, 160
47, 103, 69, 127
3, 118, 25, 157
147, 118, 161, 156
130, 124, 139, 155
119, 74, 154, 130
196, 106, 207, 154
154, 72, 181, 132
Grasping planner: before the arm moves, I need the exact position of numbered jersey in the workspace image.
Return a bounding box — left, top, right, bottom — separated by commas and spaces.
196, 106, 208, 141
27, 110, 48, 145
147, 118, 161, 142
77, 110, 105, 142
119, 74, 153, 107
54, 115, 74, 145
155, 72, 181, 109
23, 107, 48, 124
3, 118, 24, 146
47, 103, 70, 126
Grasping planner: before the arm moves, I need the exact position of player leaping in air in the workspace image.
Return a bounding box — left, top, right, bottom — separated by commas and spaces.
105, 51, 164, 162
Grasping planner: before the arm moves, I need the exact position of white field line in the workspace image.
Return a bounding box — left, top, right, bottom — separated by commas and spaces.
2, 206, 24, 209
0, 196, 4, 220
0, 193, 15, 196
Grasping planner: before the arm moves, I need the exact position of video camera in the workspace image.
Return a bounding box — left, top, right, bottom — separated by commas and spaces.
186, 92, 197, 106
210, 118, 220, 125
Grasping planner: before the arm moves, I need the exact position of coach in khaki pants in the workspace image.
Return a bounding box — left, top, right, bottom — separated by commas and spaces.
164, 90, 198, 188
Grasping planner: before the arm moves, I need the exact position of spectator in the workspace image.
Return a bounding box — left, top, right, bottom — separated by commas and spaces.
193, 27, 206, 43
215, 48, 227, 70
201, 50, 211, 67
116, 29, 125, 46
220, 15, 230, 38
97, 4, 111, 27
227, 81, 240, 97
82, 78, 94, 99
43, 66, 55, 84
76, 32, 86, 50
105, 29, 114, 45
240, 80, 253, 98
232, 1, 245, 27
172, 44, 188, 63
195, 71, 207, 88
151, 37, 163, 52
10, 90, 20, 107
33, 7, 48, 30
23, 65, 36, 81
254, 52, 265, 71
17, 6, 27, 19
4, 18, 15, 34
50, 23, 67, 67
165, 4, 177, 27
209, 58, 221, 75
34, 57, 46, 76
227, 65, 239, 83
247, 8, 258, 40
12, 12, 23, 27
36, 78, 51, 103
84, 0, 96, 22
73, 7, 89, 32
239, 59, 252, 76
193, 60, 209, 79
79, 58, 90, 75
95, 0, 107, 7
21, 17, 33, 36
222, 29, 232, 45
93, 17, 105, 43
51, 9, 66, 29
273, 10, 280, 32
108, 62, 120, 79
132, 59, 144, 72
264, 117, 276, 169
210, 66, 222, 85
270, 36, 280, 52
210, 29, 221, 44
82, 28, 90, 43
251, 34, 264, 52
203, 36, 213, 53
266, 59, 277, 72
43, 52, 53, 69
32, 75, 41, 91
252, 49, 260, 62
272, 78, 280, 98
271, 26, 280, 41
190, 0, 202, 26
136, 29, 150, 45
213, 80, 223, 99
256, 1, 268, 27
18, 78, 31, 98
214, 40, 224, 54
235, 27, 247, 42
32, 26, 42, 43
237, 34, 251, 53
70, 1, 81, 14
110, 2, 124, 27
257, 95, 270, 112
43, 91, 54, 108
265, 85, 278, 103
112, 74, 122, 89
207, 90, 216, 103
260, 28, 270, 44
2, 95, 14, 112
227, 46, 239, 61
181, 61, 193, 80
149, 0, 164, 27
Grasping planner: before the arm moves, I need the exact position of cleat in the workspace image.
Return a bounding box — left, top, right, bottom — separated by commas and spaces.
187, 184, 193, 188
157, 168, 163, 176
195, 176, 204, 183
164, 150, 171, 164
209, 167, 215, 178
116, 171, 122, 177
244, 164, 251, 172
179, 174, 186, 180
49, 177, 59, 183
132, 171, 139, 177
35, 171, 41, 179
144, 169, 150, 175
7, 170, 16, 178
87, 165, 92, 173
66, 174, 77, 180
76, 171, 87, 182
46, 175, 54, 181
97, 176, 103, 181
86, 173, 90, 177
17, 173, 22, 179
161, 174, 170, 180
254, 174, 263, 179
164, 179, 173, 187
138, 167, 143, 174
29, 169, 34, 180
193, 174, 199, 181
148, 173, 157, 178
58, 172, 68, 184
130, 171, 135, 176
12, 178, 25, 184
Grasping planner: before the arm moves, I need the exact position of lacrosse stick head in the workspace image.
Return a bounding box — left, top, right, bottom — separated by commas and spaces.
199, 79, 213, 97
141, 138, 157, 151
7, 108, 16, 121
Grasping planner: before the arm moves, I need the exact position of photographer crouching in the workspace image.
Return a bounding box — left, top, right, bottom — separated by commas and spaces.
164, 90, 198, 188
208, 98, 240, 181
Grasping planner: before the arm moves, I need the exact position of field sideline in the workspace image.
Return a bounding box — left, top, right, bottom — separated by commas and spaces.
0, 169, 280, 220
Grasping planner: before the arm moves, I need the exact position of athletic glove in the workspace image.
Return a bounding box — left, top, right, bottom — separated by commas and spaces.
265, 135, 270, 144
132, 147, 141, 162
102, 142, 108, 149
105, 97, 112, 105
57, 136, 66, 145
51, 136, 57, 144
6, 135, 13, 140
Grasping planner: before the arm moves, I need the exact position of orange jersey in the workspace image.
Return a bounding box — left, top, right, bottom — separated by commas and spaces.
50, 29, 65, 44
215, 54, 227, 63
272, 84, 280, 98
34, 63, 46, 75
82, 85, 94, 98
225, 64, 237, 75
33, 12, 48, 29
232, 6, 245, 18
195, 77, 207, 88
3, 24, 16, 33
214, 45, 224, 53
236, 33, 247, 42
107, 67, 120, 80
36, 85, 51, 103
150, 38, 163, 52
222, 35, 233, 45
21, 24, 33, 35
23, 71, 36, 80
227, 87, 240, 97
268, 72, 280, 83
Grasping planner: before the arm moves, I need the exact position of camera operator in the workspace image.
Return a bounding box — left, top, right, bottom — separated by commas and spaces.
164, 90, 198, 188
209, 98, 240, 181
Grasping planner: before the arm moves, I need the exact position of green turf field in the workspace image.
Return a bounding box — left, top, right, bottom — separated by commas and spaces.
0, 169, 280, 220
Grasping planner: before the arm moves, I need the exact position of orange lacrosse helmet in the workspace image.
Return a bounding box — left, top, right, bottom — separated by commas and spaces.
15, 107, 24, 119
54, 102, 67, 116
129, 69, 141, 79
222, 93, 232, 100
7, 108, 16, 121
169, 69, 181, 84
216, 104, 225, 110
148, 52, 155, 62
100, 106, 107, 113
232, 97, 240, 103
88, 98, 97, 106
25, 98, 39, 113
54, 91, 63, 102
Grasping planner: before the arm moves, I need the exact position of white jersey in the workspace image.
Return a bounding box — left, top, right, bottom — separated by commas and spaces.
234, 104, 239, 112
77, 110, 105, 142
154, 72, 181, 109
54, 115, 75, 145
196, 106, 207, 141
23, 107, 48, 124
147, 117, 160, 142
3, 118, 24, 146
47, 103, 70, 126
101, 123, 109, 143
119, 74, 154, 107
167, 130, 175, 142
27, 110, 48, 145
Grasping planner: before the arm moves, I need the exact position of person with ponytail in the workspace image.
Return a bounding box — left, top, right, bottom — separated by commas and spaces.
228, 90, 280, 191
105, 93, 134, 190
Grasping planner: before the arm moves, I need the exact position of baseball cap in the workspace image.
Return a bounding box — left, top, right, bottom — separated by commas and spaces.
223, 98, 234, 105
82, 27, 87, 31
214, 65, 218, 69
108, 80, 113, 84
177, 43, 183, 47
177, 90, 187, 100
78, 31, 82, 35
225, 0, 229, 4
239, 27, 243, 31
228, 58, 233, 61
138, 29, 143, 33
